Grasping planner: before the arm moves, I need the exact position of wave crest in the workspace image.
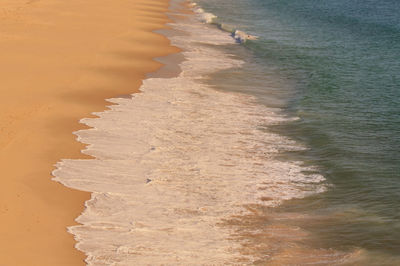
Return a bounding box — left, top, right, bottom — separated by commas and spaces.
192, 2, 258, 43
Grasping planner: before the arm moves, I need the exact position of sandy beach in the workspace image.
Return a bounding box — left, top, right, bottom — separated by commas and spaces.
0, 0, 178, 264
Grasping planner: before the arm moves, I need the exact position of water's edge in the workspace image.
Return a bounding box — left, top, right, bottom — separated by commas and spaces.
50, 1, 352, 264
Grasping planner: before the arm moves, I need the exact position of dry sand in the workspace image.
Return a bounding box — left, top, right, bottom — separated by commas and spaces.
0, 0, 178, 264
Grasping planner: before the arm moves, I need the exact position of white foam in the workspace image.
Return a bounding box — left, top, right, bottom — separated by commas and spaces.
194, 7, 217, 24
53, 6, 326, 265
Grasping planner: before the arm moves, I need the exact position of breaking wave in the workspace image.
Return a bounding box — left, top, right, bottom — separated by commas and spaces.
192, 2, 258, 43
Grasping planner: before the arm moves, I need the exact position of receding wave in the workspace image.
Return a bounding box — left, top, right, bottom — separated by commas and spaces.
52, 2, 328, 265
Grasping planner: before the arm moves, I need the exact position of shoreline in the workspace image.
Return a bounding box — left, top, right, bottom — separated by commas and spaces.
0, 0, 179, 264
51, 1, 288, 263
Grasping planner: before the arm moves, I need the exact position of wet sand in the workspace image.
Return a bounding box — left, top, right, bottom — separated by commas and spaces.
0, 0, 178, 264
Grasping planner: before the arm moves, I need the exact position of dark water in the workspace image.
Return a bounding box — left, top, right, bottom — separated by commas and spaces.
194, 0, 400, 263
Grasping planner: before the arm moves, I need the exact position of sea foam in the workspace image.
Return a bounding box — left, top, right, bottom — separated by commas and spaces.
53, 3, 325, 265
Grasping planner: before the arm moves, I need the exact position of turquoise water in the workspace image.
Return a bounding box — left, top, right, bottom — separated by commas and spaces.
194, 0, 400, 262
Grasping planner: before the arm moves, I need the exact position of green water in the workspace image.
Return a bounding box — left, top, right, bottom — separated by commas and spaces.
194, 0, 400, 262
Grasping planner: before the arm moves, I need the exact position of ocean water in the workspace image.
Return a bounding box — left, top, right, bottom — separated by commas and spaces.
193, 0, 400, 264
53, 0, 400, 264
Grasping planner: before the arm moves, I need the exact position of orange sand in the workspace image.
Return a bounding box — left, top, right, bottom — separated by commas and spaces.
0, 0, 179, 264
